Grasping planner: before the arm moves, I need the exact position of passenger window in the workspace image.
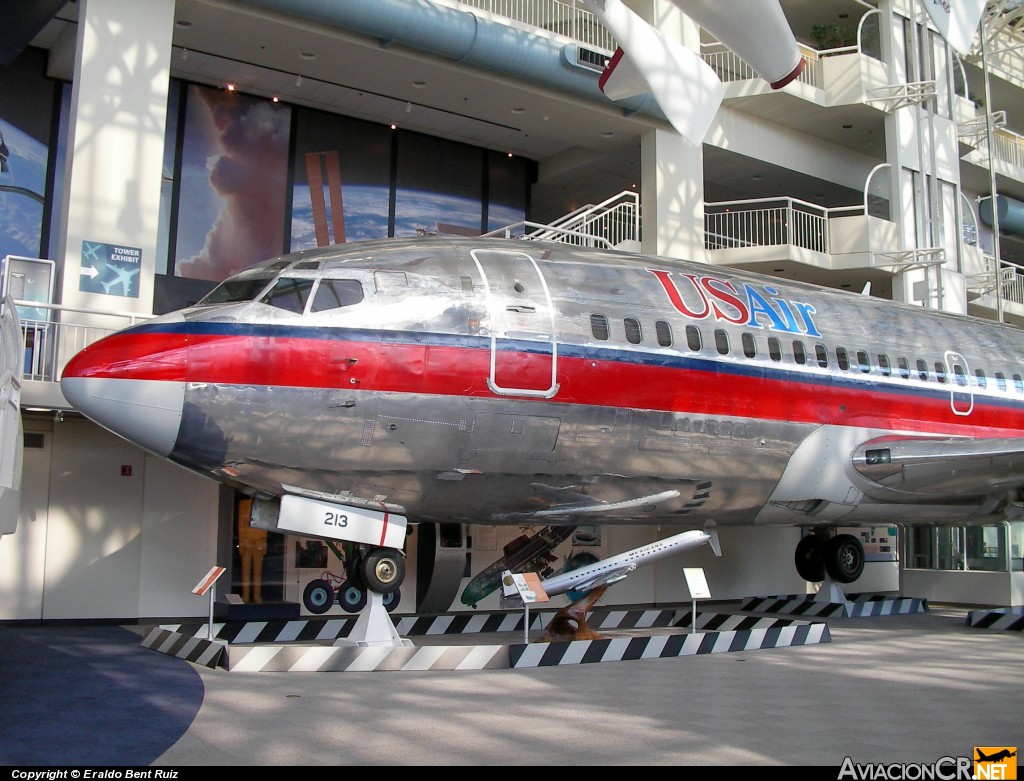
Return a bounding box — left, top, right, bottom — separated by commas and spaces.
836, 347, 850, 370
686, 325, 702, 352
934, 362, 947, 383
996, 371, 1007, 391
878, 354, 891, 377
311, 279, 364, 312
857, 350, 870, 373
262, 278, 314, 313
815, 344, 828, 368
916, 359, 929, 381
768, 336, 782, 361
897, 357, 910, 379
793, 340, 806, 365
715, 329, 730, 355
953, 364, 967, 387
1015, 374, 1024, 393
590, 313, 610, 341
742, 333, 756, 359
655, 320, 673, 347
624, 317, 642, 345
975, 368, 987, 389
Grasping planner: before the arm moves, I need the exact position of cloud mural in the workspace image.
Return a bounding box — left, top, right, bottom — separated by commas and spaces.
176, 86, 291, 282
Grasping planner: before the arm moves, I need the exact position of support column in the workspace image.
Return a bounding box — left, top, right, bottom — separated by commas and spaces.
56, 0, 174, 315
638, 1, 706, 261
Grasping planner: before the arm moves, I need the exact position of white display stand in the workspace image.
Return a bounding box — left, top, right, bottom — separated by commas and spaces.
813, 575, 853, 615
682, 567, 711, 634
501, 571, 549, 643
334, 591, 413, 648
192, 565, 226, 640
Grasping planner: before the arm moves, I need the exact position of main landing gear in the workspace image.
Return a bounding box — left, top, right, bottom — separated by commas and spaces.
794, 530, 865, 584
302, 542, 406, 615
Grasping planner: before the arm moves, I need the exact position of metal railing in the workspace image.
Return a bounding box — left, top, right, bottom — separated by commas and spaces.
486, 189, 640, 248
449, 0, 615, 52
704, 197, 863, 254
9, 301, 152, 385
969, 257, 1024, 307
988, 126, 1024, 171
701, 42, 830, 89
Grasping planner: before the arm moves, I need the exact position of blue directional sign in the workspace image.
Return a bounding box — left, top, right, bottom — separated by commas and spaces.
80, 240, 141, 298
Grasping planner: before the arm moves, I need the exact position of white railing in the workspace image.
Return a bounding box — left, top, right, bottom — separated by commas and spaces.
966, 256, 1024, 306
450, 0, 616, 52
991, 126, 1024, 171
704, 198, 862, 254
701, 43, 828, 89
9, 301, 152, 385
486, 190, 640, 248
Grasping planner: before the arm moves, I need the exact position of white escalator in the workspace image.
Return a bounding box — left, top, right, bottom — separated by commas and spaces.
0, 295, 23, 538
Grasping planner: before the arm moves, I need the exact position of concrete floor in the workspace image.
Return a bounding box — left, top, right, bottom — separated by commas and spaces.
1, 604, 1021, 766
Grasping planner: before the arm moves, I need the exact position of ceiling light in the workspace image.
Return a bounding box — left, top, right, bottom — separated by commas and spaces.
296, 74, 302, 87
511, 107, 525, 114
412, 80, 427, 88
300, 52, 316, 60
406, 101, 412, 113
226, 83, 235, 92
390, 123, 397, 130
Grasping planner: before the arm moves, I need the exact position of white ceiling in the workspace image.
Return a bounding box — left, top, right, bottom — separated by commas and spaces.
28, 0, 886, 221
20, 0, 1024, 266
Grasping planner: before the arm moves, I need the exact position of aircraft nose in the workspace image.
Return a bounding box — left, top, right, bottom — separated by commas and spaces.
60, 314, 188, 458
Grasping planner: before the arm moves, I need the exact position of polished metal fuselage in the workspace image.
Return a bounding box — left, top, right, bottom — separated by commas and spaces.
67, 236, 1024, 530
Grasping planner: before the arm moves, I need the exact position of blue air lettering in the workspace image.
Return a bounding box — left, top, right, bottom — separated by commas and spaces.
647, 269, 821, 337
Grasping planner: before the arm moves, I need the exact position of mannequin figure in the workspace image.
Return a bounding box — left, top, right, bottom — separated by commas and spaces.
236, 498, 267, 603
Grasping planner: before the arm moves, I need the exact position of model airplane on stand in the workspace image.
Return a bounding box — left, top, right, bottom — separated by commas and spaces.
59, 235, 1024, 614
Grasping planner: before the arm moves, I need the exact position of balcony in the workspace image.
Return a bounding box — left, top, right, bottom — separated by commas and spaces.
8, 302, 152, 411
963, 247, 1024, 326
960, 123, 1024, 191
705, 197, 898, 277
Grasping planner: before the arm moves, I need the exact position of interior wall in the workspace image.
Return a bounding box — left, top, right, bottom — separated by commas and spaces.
0, 417, 52, 620
138, 452, 221, 619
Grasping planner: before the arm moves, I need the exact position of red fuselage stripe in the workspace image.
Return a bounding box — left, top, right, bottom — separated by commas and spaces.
67, 331, 1024, 438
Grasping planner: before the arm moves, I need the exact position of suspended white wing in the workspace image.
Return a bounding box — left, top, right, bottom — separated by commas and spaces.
919, 0, 986, 56
581, 0, 725, 145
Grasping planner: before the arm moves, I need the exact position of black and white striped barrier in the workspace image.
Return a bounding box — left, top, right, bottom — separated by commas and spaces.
965, 608, 1024, 631
741, 594, 928, 618
141, 626, 226, 669
143, 608, 830, 672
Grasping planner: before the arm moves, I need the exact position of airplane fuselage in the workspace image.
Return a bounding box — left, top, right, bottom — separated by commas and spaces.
61, 236, 1024, 537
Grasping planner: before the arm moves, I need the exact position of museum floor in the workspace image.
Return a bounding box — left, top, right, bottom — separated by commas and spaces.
1, 603, 1020, 767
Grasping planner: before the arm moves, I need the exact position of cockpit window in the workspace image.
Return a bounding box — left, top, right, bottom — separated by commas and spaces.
311, 279, 364, 312
199, 276, 275, 305
261, 278, 314, 313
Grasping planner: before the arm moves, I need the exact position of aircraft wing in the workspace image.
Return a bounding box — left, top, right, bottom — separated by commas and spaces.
918, 0, 986, 56
565, 562, 636, 594
580, 0, 725, 145
580, 0, 803, 144
852, 435, 1024, 499
0, 295, 24, 538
